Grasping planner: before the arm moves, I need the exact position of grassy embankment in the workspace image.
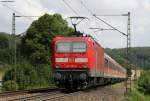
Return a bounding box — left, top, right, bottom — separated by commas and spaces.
123, 85, 150, 101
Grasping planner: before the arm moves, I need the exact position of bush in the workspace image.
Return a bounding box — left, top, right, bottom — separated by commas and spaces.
2, 61, 53, 91
138, 70, 150, 94
2, 80, 18, 91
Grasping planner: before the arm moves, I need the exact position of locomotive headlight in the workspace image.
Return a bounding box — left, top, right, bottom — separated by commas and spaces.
56, 58, 68, 62
83, 64, 88, 68
55, 65, 60, 68
75, 58, 88, 62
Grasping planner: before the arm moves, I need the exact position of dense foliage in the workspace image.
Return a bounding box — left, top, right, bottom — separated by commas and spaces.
124, 87, 150, 101
0, 32, 11, 64
2, 62, 52, 91
124, 71, 150, 101
138, 70, 150, 94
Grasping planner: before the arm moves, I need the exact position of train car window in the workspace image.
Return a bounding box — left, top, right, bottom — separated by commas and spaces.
113, 64, 115, 69
109, 62, 112, 68
56, 42, 71, 52
113, 64, 117, 70
105, 59, 109, 67
72, 42, 87, 53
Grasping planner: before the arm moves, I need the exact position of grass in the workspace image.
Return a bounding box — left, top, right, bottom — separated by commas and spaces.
123, 86, 150, 101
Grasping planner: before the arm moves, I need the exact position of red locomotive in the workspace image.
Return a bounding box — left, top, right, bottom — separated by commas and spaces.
52, 37, 126, 89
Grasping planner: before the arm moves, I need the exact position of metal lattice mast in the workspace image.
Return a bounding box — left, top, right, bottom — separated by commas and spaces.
12, 13, 17, 82
126, 12, 131, 93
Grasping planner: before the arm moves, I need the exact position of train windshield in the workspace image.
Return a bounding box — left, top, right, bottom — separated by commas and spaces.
72, 42, 87, 52
56, 42, 71, 53
56, 42, 87, 53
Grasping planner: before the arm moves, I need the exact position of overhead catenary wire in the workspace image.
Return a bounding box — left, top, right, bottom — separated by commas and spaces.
93, 14, 127, 36
61, 0, 98, 34
62, 0, 79, 16
61, 0, 107, 47
0, 3, 34, 21
79, 0, 93, 15
78, 0, 127, 36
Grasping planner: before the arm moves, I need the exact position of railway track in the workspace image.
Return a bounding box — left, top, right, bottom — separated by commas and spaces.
9, 90, 80, 101
0, 82, 125, 101
0, 87, 59, 101
9, 84, 122, 101
0, 86, 84, 101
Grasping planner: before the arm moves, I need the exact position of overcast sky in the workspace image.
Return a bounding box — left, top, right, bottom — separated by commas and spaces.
0, 0, 150, 48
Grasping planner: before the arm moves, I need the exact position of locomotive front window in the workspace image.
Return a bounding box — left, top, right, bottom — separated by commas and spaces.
56, 42, 71, 52
56, 42, 87, 53
72, 42, 87, 52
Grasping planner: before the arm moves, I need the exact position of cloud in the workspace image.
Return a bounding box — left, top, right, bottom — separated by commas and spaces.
0, 0, 150, 48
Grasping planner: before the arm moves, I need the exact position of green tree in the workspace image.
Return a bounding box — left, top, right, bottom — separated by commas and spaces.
0, 32, 9, 49
21, 13, 74, 64
0, 32, 11, 64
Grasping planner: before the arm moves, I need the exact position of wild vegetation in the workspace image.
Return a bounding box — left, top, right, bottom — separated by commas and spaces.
137, 70, 150, 94
124, 70, 150, 101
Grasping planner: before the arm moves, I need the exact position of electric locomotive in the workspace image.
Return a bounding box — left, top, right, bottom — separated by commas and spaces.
52, 37, 126, 89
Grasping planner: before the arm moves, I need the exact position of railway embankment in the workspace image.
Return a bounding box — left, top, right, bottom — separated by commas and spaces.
62, 82, 125, 101
0, 82, 126, 101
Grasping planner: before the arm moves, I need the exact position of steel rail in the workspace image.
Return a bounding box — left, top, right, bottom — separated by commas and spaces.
0, 87, 58, 97
9, 90, 61, 101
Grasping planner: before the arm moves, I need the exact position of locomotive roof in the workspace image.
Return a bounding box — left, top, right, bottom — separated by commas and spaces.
53, 37, 93, 41
53, 37, 103, 48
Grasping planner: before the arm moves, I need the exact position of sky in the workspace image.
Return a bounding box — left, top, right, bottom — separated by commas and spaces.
0, 0, 150, 48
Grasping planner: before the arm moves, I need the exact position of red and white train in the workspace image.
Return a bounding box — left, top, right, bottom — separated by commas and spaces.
52, 37, 126, 89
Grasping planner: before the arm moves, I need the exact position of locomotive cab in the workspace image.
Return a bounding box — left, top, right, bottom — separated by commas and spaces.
52, 37, 92, 89
55, 41, 88, 68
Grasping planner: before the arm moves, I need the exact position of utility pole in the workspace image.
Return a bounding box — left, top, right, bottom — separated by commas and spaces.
11, 13, 17, 84
11, 13, 39, 90
126, 12, 131, 93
